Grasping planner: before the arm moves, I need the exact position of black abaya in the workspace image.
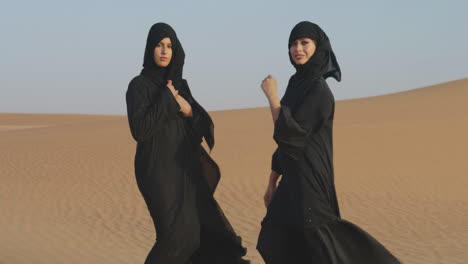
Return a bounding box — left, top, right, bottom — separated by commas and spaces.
126, 23, 248, 264
257, 22, 401, 264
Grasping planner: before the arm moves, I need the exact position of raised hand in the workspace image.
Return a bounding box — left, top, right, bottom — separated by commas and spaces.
261, 75, 279, 103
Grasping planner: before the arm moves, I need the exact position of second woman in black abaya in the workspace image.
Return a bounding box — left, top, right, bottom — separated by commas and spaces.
126, 23, 248, 264
257, 21, 401, 264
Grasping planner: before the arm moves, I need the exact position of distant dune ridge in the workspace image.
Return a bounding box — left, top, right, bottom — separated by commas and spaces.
0, 78, 467, 263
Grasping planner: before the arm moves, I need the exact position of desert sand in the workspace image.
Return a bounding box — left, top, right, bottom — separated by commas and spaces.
1, 78, 467, 263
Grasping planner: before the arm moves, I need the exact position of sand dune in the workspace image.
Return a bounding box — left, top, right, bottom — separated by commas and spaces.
1, 78, 467, 263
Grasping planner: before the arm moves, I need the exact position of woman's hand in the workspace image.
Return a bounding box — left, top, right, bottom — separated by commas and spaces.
264, 170, 281, 208
167, 80, 179, 97
264, 181, 277, 208
261, 75, 281, 123
167, 80, 192, 117
261, 75, 279, 104
177, 95, 192, 117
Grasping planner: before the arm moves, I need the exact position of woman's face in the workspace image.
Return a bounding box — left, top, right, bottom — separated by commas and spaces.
154, 37, 172, 67
289, 38, 316, 65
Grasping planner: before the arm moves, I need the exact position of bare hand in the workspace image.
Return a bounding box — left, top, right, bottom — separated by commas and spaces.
261, 75, 279, 102
167, 80, 178, 97
264, 182, 277, 208
167, 80, 192, 116
177, 95, 192, 117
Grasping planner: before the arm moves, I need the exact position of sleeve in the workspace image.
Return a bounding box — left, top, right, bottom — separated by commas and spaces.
190, 104, 208, 143
273, 86, 332, 157
126, 77, 181, 142
177, 80, 207, 145
271, 148, 283, 174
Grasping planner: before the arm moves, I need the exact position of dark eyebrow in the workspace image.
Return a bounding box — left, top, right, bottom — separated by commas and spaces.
292, 38, 309, 44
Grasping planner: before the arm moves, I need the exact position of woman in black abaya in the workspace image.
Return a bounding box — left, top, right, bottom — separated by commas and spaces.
126, 23, 248, 264
257, 21, 401, 264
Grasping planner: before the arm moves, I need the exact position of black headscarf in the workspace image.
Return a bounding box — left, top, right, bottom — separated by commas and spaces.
288, 21, 341, 81
140, 23, 215, 150
280, 22, 341, 110
141, 22, 185, 84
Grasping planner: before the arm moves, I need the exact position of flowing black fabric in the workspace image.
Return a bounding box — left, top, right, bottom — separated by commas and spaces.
126, 23, 248, 264
257, 22, 401, 263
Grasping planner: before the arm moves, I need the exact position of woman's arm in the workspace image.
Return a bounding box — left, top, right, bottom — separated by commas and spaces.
264, 170, 281, 208
126, 78, 181, 142
274, 82, 332, 158
271, 148, 283, 175
260, 75, 283, 208
261, 75, 281, 123
175, 94, 192, 117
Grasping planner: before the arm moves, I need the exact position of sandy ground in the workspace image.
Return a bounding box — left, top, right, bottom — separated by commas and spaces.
1, 78, 467, 263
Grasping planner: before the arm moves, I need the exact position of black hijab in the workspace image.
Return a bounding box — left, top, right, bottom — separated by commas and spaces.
141, 23, 184, 84
288, 21, 341, 81
140, 23, 215, 150
280, 22, 341, 110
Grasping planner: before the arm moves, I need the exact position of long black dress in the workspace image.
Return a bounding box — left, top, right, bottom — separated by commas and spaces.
257, 22, 401, 264
126, 23, 248, 264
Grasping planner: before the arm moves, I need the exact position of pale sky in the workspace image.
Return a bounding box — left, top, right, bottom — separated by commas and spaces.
1, 0, 467, 114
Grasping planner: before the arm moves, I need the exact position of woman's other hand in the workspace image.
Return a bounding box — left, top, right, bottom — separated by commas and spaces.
264, 181, 277, 208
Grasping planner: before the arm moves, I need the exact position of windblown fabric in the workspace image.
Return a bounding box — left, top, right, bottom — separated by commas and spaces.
257, 21, 400, 264
126, 23, 248, 264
